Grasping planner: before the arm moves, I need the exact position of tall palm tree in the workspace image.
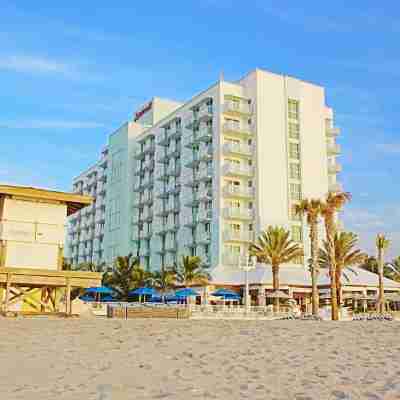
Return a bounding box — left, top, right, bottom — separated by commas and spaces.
103, 254, 153, 301
249, 226, 303, 312
320, 191, 351, 320
152, 267, 176, 300
318, 232, 367, 307
359, 255, 400, 282
388, 257, 400, 282
376, 234, 390, 313
295, 199, 323, 316
173, 256, 210, 286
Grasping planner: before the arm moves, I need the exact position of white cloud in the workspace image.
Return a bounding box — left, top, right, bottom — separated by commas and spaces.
0, 55, 75, 75
0, 119, 105, 129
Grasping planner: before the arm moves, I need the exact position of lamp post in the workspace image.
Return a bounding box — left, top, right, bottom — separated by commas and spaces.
239, 254, 257, 313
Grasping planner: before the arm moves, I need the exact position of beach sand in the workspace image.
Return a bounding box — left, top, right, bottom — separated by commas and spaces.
0, 318, 399, 400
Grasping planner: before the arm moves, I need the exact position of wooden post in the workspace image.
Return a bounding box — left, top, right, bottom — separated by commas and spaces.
57, 246, 64, 271
0, 240, 7, 267
41, 287, 46, 312
4, 273, 11, 313
66, 278, 71, 315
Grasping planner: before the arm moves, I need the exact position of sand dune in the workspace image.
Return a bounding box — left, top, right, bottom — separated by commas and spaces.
0, 318, 399, 399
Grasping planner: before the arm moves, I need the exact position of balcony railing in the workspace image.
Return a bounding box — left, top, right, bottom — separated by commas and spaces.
222, 252, 243, 266
168, 127, 182, 140
328, 162, 342, 174
222, 163, 253, 177
197, 106, 213, 121
224, 208, 253, 220
326, 126, 340, 137
223, 101, 252, 116
223, 121, 253, 137
223, 230, 254, 242
329, 182, 343, 193
198, 232, 211, 244
198, 209, 212, 222
223, 142, 253, 157
197, 127, 213, 142
199, 146, 213, 161
327, 143, 341, 155
223, 185, 254, 198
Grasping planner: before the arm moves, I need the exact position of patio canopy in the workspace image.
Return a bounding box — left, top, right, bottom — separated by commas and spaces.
85, 286, 114, 294
129, 287, 158, 296
175, 288, 199, 298
211, 288, 241, 299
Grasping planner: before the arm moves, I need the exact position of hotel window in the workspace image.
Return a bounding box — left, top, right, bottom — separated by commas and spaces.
288, 99, 299, 120
291, 204, 301, 221
293, 255, 304, 265
226, 244, 241, 254
226, 138, 240, 145
289, 143, 300, 159
290, 183, 302, 200
230, 223, 241, 232
229, 200, 241, 209
291, 225, 302, 242
289, 122, 300, 139
290, 163, 301, 180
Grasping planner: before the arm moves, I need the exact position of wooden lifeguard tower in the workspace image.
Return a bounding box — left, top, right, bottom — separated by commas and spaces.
0, 185, 102, 316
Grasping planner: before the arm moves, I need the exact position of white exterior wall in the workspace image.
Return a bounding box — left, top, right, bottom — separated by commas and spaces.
1, 197, 66, 270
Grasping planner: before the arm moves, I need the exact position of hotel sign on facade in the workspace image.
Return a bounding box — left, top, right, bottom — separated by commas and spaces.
134, 101, 153, 122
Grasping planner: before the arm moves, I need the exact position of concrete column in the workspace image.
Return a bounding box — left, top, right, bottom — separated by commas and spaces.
257, 286, 266, 306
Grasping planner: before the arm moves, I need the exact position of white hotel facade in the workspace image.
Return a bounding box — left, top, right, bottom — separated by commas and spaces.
67, 68, 342, 274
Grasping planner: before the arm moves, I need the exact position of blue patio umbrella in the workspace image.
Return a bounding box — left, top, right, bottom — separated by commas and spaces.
175, 288, 199, 298
129, 287, 159, 297
101, 295, 116, 302
79, 294, 95, 302
211, 288, 241, 300
85, 286, 114, 294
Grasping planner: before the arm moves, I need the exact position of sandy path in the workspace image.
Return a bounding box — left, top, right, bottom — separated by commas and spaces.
0, 319, 399, 400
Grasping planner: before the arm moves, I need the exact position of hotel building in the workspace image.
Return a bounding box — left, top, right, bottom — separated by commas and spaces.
67, 68, 342, 274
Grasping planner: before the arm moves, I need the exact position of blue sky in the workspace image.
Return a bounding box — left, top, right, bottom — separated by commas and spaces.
1, 0, 399, 257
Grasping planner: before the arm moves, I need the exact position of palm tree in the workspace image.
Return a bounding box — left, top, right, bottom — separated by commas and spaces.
103, 254, 153, 301
388, 257, 400, 282
359, 255, 400, 282
318, 232, 367, 307
173, 256, 210, 286
376, 234, 390, 313
320, 191, 351, 320
152, 267, 176, 300
249, 226, 303, 312
295, 199, 323, 316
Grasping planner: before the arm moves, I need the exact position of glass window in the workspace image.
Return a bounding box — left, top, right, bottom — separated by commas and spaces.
290, 183, 302, 200
289, 122, 300, 139
290, 163, 301, 179
288, 99, 299, 120
289, 143, 300, 160
291, 225, 302, 242
291, 204, 301, 221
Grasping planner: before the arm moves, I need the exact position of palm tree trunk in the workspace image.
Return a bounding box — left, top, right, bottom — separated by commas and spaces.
335, 266, 342, 311
325, 213, 339, 320
310, 220, 319, 316
272, 264, 279, 312
378, 248, 385, 313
